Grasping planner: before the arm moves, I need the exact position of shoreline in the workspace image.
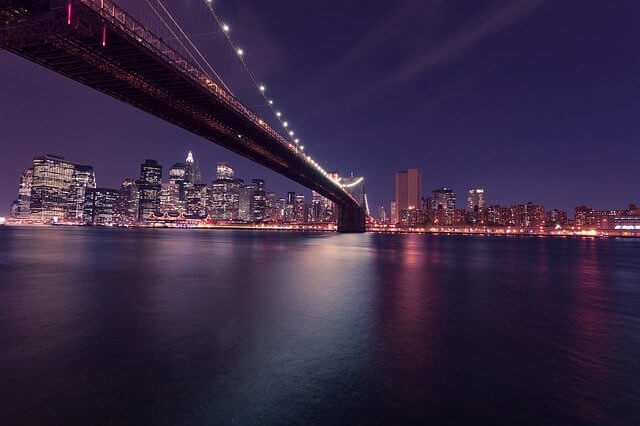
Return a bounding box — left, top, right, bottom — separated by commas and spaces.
2, 222, 640, 239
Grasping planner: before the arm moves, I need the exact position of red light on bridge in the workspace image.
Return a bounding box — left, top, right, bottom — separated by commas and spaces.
102, 26, 106, 47
67, 3, 71, 25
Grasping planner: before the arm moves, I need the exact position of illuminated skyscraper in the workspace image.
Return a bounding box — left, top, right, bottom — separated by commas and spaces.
17, 168, 32, 216
186, 183, 209, 218
252, 179, 266, 222
84, 187, 118, 225
115, 178, 139, 225
211, 162, 240, 220
138, 159, 162, 220
184, 151, 201, 184
431, 187, 456, 225
29, 154, 75, 220
295, 195, 308, 223
468, 189, 485, 212
238, 182, 256, 222
160, 182, 183, 215
67, 164, 96, 220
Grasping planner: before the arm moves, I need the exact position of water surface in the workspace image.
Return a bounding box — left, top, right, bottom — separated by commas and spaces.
1, 227, 639, 423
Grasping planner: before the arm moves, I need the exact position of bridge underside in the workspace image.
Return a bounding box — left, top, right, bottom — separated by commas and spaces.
0, 0, 365, 231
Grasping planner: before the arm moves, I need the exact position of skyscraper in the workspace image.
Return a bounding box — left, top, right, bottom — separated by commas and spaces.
238, 182, 256, 222
252, 179, 266, 222
285, 191, 296, 222
160, 182, 183, 215
378, 206, 388, 223
67, 164, 96, 220
184, 151, 201, 184
431, 187, 456, 225
211, 162, 240, 220
84, 187, 118, 225
186, 183, 209, 218
295, 195, 308, 223
17, 168, 32, 216
29, 154, 75, 220
138, 159, 162, 220
115, 178, 139, 225
395, 169, 422, 221
468, 189, 485, 212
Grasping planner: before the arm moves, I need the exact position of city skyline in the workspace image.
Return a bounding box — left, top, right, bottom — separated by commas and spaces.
2, 1, 640, 215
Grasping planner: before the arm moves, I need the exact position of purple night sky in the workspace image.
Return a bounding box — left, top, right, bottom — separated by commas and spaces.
1, 0, 639, 215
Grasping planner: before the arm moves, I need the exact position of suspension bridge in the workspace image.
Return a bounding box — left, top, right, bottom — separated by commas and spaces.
0, 0, 367, 232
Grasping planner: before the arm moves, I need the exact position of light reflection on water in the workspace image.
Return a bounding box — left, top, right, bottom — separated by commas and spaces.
1, 227, 639, 423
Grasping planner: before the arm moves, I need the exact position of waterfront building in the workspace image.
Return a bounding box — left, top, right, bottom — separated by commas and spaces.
546, 209, 568, 225
295, 195, 308, 223
29, 154, 75, 221
186, 183, 209, 218
211, 162, 241, 220
10, 200, 19, 217
114, 178, 139, 225
487, 204, 513, 226
512, 202, 545, 227
390, 201, 398, 225
160, 182, 183, 215
468, 189, 485, 212
67, 164, 96, 221
395, 169, 422, 217
184, 151, 201, 184
378, 206, 388, 223
84, 187, 118, 225
17, 168, 33, 216
252, 179, 266, 222
284, 191, 296, 222
238, 182, 256, 222
431, 187, 456, 225
265, 192, 277, 222
138, 159, 162, 220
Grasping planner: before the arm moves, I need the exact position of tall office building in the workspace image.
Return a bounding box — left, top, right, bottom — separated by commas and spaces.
295, 195, 308, 223
29, 154, 75, 220
378, 206, 388, 223
184, 151, 201, 184
211, 162, 240, 220
115, 178, 139, 224
67, 164, 96, 220
284, 191, 296, 222
17, 168, 33, 216
390, 201, 398, 225
84, 187, 118, 225
252, 179, 266, 222
160, 182, 183, 215
395, 169, 422, 222
138, 159, 162, 220
238, 182, 256, 222
431, 187, 456, 225
468, 189, 485, 212
265, 192, 277, 222
186, 183, 209, 217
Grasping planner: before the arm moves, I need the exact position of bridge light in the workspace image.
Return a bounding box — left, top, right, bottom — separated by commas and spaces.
222, 24, 230, 32
288, 131, 294, 136
237, 48, 244, 56
300, 146, 304, 150
269, 100, 274, 105
259, 85, 266, 92
294, 138, 299, 144
67, 2, 71, 25
283, 121, 288, 127
276, 112, 281, 117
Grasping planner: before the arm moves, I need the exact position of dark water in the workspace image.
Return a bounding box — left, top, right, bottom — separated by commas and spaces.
1, 227, 639, 424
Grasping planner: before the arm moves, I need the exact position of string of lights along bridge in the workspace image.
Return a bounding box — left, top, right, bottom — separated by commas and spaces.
0, 0, 367, 231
